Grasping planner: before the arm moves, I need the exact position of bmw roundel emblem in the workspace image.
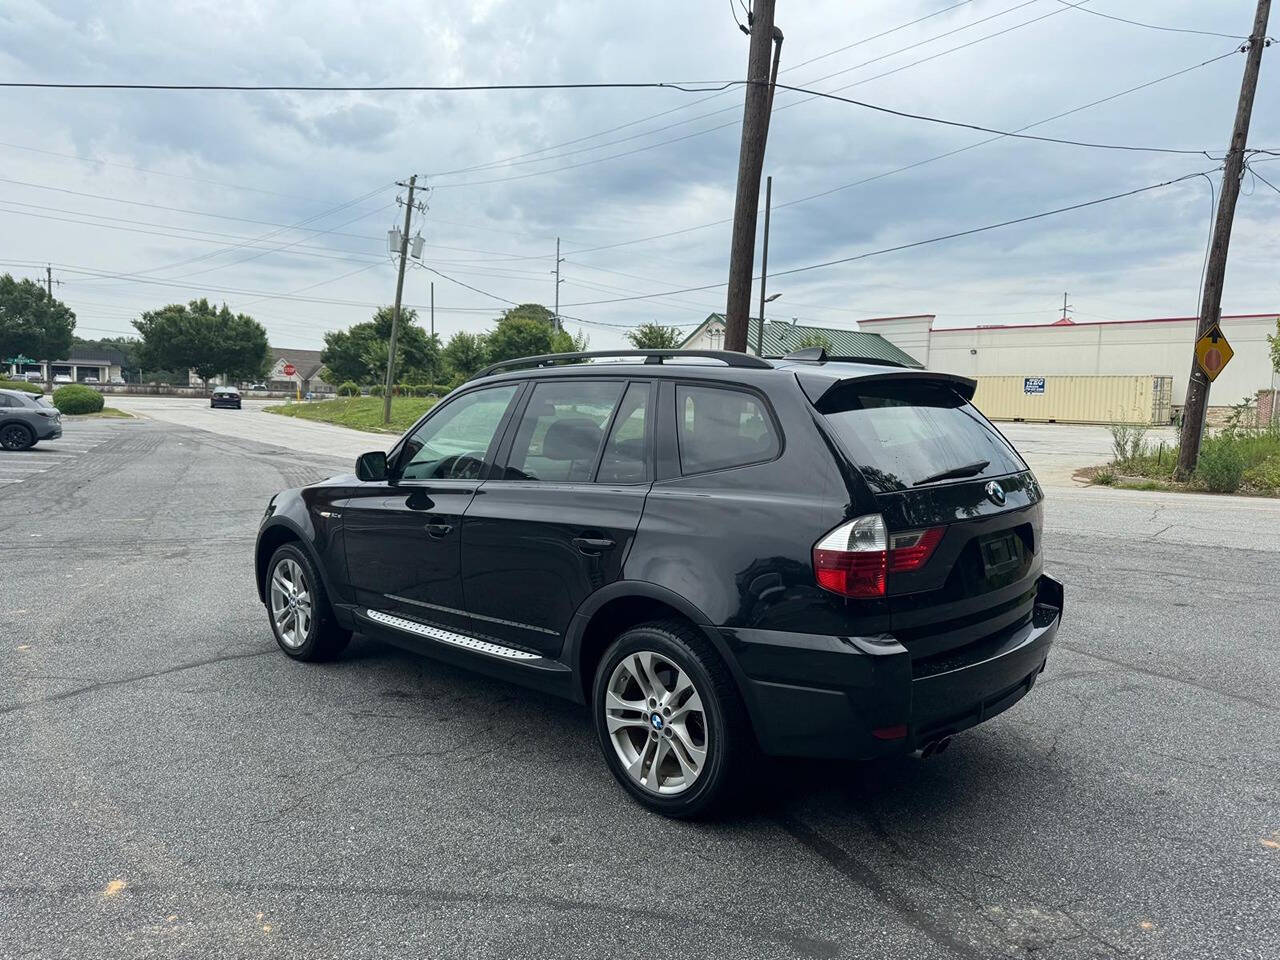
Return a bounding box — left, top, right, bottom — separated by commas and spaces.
985, 480, 1007, 506
650, 714, 664, 731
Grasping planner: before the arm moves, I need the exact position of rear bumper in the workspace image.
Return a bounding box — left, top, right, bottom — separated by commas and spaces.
722, 574, 1063, 759
37, 421, 62, 440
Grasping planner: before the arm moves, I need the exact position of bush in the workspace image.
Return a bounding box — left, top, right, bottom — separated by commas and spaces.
1194, 435, 1245, 493
0, 378, 44, 395
52, 383, 104, 415
368, 384, 384, 396
337, 381, 360, 397
1094, 467, 1116, 486
1108, 422, 1148, 466
1244, 455, 1280, 493
412, 384, 438, 398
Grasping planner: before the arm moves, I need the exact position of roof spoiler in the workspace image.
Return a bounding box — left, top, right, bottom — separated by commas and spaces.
796, 369, 978, 410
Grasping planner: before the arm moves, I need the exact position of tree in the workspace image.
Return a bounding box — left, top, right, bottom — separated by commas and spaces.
485, 304, 588, 365
0, 273, 76, 361
794, 332, 832, 351
320, 306, 439, 385
133, 299, 269, 387
626, 322, 683, 349
440, 331, 489, 381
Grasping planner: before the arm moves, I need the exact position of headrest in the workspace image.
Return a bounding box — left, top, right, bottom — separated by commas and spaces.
542, 417, 602, 461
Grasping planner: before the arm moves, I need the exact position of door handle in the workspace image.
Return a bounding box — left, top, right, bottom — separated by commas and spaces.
425, 522, 454, 538
573, 536, 616, 555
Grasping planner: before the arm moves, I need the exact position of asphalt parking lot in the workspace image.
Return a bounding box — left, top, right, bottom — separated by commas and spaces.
1, 409, 1277, 960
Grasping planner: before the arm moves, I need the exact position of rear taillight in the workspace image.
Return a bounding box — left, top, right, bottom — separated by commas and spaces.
813, 514, 945, 598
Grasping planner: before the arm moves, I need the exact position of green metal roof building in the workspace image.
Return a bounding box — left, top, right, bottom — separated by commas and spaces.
680, 314, 923, 367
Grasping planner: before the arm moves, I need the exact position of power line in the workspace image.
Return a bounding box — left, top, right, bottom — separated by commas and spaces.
427, 0, 988, 179
556, 48, 1244, 257
1050, 0, 1250, 40
429, 0, 1063, 188
1249, 163, 1280, 194
770, 78, 1236, 155
0, 79, 742, 92
559, 168, 1217, 306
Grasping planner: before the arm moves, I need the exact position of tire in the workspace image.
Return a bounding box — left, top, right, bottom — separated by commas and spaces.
592, 619, 753, 818
265, 543, 351, 661
0, 423, 35, 451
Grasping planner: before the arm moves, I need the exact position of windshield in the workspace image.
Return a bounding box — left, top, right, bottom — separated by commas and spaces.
819, 381, 1026, 493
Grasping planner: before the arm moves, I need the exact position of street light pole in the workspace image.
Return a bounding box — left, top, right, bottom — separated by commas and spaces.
755, 174, 773, 357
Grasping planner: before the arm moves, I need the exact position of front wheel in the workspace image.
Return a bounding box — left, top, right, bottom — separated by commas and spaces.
592, 620, 752, 818
266, 543, 351, 661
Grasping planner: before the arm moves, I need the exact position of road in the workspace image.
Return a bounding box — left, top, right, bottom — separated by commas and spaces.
0, 411, 1277, 960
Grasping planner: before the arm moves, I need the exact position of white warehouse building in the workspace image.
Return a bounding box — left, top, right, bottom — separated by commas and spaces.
861, 312, 1279, 421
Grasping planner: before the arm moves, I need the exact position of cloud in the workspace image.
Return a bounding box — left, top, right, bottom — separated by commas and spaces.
0, 0, 1274, 350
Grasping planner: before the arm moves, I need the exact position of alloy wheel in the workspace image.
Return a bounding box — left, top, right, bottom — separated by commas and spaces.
269, 557, 313, 649
1, 425, 31, 450
604, 650, 709, 795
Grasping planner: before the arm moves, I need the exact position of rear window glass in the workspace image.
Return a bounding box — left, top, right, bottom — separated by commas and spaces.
677, 384, 779, 475
819, 382, 1026, 493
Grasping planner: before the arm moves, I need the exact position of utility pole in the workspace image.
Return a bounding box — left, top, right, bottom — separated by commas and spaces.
430, 281, 436, 384
383, 174, 417, 425
1176, 0, 1271, 478
1060, 292, 1071, 322
755, 175, 773, 357
45, 265, 53, 299
553, 237, 564, 331
724, 3, 783, 352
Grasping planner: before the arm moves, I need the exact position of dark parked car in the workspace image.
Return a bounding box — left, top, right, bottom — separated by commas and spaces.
255, 349, 1062, 817
210, 386, 242, 409
0, 388, 62, 450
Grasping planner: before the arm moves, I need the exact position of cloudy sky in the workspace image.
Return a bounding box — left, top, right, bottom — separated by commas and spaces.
0, 0, 1276, 351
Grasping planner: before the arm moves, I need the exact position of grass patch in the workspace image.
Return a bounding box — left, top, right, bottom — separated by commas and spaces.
1091, 424, 1280, 496
263, 395, 437, 433
65, 407, 132, 419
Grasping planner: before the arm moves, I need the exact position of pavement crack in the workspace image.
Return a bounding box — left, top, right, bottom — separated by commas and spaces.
0, 649, 272, 716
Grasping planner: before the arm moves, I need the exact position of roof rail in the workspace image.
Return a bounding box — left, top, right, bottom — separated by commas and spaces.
470, 349, 774, 380
776, 346, 909, 368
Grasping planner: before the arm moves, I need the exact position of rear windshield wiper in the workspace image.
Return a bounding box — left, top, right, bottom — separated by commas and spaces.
912, 459, 990, 487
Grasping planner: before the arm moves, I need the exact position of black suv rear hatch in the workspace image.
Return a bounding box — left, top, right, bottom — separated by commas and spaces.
805, 372, 1044, 664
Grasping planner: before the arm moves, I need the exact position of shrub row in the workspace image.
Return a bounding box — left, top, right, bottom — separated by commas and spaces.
0, 378, 44, 395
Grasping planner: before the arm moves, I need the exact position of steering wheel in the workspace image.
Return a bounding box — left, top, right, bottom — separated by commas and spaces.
437, 451, 487, 480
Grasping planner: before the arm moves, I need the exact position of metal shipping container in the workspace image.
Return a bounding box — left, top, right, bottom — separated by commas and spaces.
970, 375, 1173, 425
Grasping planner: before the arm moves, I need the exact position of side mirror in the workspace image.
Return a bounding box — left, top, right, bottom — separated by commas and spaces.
355, 450, 388, 482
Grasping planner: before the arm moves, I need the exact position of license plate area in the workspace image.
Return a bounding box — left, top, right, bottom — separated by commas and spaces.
980, 531, 1022, 579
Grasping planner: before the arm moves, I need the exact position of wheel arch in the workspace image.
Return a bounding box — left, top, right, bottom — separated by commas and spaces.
564, 581, 752, 709
255, 519, 326, 604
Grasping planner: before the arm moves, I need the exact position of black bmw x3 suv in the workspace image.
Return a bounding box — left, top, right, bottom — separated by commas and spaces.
255, 348, 1062, 817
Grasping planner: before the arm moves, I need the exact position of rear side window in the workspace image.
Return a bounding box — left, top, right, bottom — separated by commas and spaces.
505, 380, 624, 482
0, 394, 16, 408
597, 383, 651, 484
676, 384, 779, 475
819, 381, 1026, 493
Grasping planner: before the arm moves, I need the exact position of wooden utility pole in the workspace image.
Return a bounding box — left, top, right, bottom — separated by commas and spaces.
429, 281, 436, 384
755, 175, 773, 357
383, 174, 417, 425
1176, 0, 1271, 477
553, 237, 564, 331
724, 1, 782, 352
45, 265, 53, 299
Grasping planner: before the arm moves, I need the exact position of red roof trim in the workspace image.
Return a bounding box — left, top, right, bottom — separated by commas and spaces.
932, 313, 1278, 333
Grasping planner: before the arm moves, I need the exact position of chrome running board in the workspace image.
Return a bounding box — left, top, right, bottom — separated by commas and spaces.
365, 609, 543, 662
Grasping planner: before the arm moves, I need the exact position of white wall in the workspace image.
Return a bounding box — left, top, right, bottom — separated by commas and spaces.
684, 320, 730, 353
855, 316, 933, 367
919, 315, 1276, 407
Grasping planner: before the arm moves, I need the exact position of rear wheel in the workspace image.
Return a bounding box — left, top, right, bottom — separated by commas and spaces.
592, 620, 752, 818
266, 543, 351, 661
0, 423, 35, 451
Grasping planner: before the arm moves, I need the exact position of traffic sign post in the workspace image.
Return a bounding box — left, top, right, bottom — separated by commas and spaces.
1194, 324, 1233, 383
282, 362, 299, 401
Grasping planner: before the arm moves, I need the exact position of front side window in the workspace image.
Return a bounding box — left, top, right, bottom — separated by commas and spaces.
398, 384, 518, 481
504, 380, 624, 482
676, 384, 779, 475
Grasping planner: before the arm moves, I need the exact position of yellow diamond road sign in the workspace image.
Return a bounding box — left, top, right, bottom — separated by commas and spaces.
1195, 323, 1233, 382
